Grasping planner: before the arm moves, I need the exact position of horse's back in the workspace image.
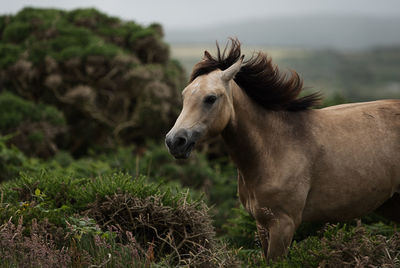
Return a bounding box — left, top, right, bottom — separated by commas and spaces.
320, 99, 400, 135
302, 99, 400, 222
321, 99, 400, 109
318, 99, 400, 133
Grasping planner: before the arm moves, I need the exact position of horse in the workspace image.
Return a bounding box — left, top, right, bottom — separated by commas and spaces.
165, 38, 400, 261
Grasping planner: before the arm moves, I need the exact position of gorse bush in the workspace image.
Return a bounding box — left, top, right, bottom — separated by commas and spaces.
0, 8, 165, 65
0, 140, 239, 267
0, 171, 237, 267
0, 92, 66, 158
0, 135, 27, 182
91, 143, 239, 234
0, 7, 186, 156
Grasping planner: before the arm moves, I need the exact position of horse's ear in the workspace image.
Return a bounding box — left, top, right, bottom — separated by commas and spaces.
222, 55, 244, 82
203, 50, 212, 60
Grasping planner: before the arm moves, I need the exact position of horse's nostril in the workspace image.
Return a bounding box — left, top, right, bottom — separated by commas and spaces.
175, 136, 187, 147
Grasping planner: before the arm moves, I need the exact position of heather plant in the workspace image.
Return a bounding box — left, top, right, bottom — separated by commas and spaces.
0, 149, 239, 267
0, 214, 169, 267
0, 217, 72, 268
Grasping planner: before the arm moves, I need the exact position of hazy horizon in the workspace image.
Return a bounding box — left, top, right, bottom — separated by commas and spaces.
1, 0, 400, 30
2, 1, 400, 50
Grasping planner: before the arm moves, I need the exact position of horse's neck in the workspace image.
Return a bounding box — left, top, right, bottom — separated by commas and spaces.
221, 83, 295, 176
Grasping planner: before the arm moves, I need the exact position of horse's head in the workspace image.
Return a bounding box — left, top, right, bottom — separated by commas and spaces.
165, 54, 244, 159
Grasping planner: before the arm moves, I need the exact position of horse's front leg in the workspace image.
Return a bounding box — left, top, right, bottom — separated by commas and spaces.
256, 212, 296, 261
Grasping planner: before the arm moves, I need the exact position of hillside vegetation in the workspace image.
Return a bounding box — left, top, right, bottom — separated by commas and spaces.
0, 8, 399, 267
0, 7, 186, 156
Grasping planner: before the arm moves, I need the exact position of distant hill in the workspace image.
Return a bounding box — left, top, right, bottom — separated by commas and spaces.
165, 14, 400, 50
170, 45, 400, 101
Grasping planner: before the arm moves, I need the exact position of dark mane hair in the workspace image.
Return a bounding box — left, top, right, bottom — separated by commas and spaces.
190, 38, 321, 111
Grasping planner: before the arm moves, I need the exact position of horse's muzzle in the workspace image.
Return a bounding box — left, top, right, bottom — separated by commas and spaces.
165, 129, 198, 159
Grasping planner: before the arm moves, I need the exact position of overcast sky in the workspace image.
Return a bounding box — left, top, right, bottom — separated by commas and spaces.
1, 0, 400, 30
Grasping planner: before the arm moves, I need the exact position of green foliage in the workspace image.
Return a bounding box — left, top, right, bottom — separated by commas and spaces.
0, 7, 125, 64
268, 237, 323, 268
0, 91, 39, 129
0, 92, 66, 158
0, 91, 65, 130
0, 136, 27, 181
0, 146, 234, 266
0, 150, 201, 226
66, 8, 120, 28
91, 143, 238, 234
0, 137, 399, 266
2, 21, 31, 43
13, 7, 64, 25
0, 7, 185, 155
0, 7, 170, 66
0, 15, 7, 33
0, 43, 22, 67
83, 42, 121, 58
266, 223, 400, 267
223, 206, 258, 249
129, 27, 157, 44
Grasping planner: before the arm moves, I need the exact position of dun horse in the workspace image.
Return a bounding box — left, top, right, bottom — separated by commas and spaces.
165, 39, 400, 261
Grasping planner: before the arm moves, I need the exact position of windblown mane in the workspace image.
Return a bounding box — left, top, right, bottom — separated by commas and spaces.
190, 38, 321, 111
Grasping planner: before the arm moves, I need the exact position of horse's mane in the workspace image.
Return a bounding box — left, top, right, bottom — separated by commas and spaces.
190, 38, 321, 111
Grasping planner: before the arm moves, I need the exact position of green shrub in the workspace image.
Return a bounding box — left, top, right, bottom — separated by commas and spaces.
0, 163, 239, 267
0, 15, 8, 33
13, 7, 64, 25
0, 8, 185, 155
0, 136, 27, 182
66, 8, 120, 28
0, 92, 66, 158
83, 42, 121, 58
0, 91, 65, 130
91, 143, 238, 233
128, 27, 156, 44
2, 21, 31, 43
223, 206, 258, 249
0, 43, 22, 67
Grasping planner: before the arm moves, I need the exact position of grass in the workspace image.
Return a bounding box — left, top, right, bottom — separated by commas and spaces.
0, 138, 398, 267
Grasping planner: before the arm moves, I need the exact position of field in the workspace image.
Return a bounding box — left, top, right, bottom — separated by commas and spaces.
0, 7, 399, 267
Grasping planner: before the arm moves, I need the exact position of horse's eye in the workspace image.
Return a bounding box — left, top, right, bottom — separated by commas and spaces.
204, 95, 217, 105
